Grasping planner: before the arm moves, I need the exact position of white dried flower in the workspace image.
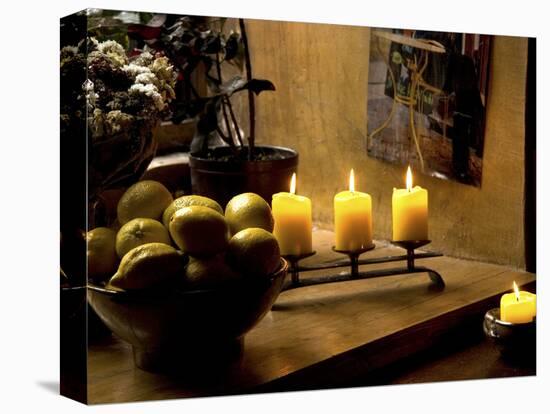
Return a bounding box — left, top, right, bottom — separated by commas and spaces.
129, 83, 164, 110
122, 63, 152, 79
97, 40, 126, 57
60, 46, 79, 67
83, 79, 99, 108
90, 108, 104, 138
135, 72, 158, 87
132, 51, 154, 66
130, 82, 156, 95
150, 56, 175, 82
105, 110, 134, 135
60, 46, 78, 58
108, 52, 128, 67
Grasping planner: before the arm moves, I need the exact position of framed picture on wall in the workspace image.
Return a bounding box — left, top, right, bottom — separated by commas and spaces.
367, 28, 491, 187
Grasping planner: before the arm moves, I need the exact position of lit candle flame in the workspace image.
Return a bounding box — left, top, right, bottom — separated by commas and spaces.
349, 169, 355, 192
406, 165, 413, 192
290, 172, 296, 194
513, 281, 520, 301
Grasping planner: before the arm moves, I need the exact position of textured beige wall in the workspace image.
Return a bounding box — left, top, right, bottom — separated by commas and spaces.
246, 19, 528, 268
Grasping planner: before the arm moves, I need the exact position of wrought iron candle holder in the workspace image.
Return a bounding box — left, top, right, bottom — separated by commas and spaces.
281, 240, 444, 292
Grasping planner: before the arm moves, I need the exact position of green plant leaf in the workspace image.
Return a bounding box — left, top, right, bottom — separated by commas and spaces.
224, 33, 241, 61
190, 96, 222, 153
219, 77, 276, 96
201, 34, 223, 54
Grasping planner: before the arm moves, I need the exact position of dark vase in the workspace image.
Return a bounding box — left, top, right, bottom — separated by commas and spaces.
189, 145, 298, 208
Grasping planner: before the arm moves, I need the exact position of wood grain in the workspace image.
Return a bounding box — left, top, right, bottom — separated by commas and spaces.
87, 230, 535, 403
372, 30, 446, 53
245, 19, 528, 268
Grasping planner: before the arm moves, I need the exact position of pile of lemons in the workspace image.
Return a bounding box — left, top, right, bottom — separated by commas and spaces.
87, 180, 281, 290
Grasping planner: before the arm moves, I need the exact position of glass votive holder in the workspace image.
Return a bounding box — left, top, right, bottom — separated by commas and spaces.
483, 308, 536, 363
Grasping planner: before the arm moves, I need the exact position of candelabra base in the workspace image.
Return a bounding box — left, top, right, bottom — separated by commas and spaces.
281, 240, 444, 292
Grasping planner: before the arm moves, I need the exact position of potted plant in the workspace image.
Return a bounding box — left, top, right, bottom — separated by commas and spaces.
131, 15, 298, 207
60, 25, 177, 226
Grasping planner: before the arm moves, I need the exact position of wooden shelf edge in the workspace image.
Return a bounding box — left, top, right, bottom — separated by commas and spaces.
251, 280, 536, 393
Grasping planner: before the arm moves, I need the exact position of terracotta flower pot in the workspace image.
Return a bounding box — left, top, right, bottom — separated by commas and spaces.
189, 145, 298, 208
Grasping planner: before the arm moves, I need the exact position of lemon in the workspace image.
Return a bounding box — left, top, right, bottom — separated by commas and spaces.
185, 254, 241, 289
227, 228, 280, 277
86, 227, 119, 281
162, 195, 223, 229
109, 243, 186, 290
117, 180, 173, 225
225, 192, 274, 235
169, 205, 229, 257
115, 218, 171, 258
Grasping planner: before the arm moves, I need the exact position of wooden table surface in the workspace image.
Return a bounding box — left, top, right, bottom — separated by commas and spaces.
87, 230, 535, 404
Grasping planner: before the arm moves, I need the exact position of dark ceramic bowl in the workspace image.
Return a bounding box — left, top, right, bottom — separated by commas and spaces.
88, 258, 288, 372
483, 308, 536, 360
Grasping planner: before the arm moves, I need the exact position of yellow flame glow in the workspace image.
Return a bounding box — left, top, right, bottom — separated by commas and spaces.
406, 165, 413, 191
290, 173, 296, 194
349, 169, 355, 192
513, 281, 520, 301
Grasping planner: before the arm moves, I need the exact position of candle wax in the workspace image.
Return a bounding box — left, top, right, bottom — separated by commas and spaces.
272, 192, 313, 256
392, 186, 428, 241
334, 190, 373, 251
500, 291, 536, 324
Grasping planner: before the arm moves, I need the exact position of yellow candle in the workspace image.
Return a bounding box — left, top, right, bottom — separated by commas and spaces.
272, 173, 313, 256
500, 281, 536, 323
334, 169, 373, 251
392, 166, 428, 241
